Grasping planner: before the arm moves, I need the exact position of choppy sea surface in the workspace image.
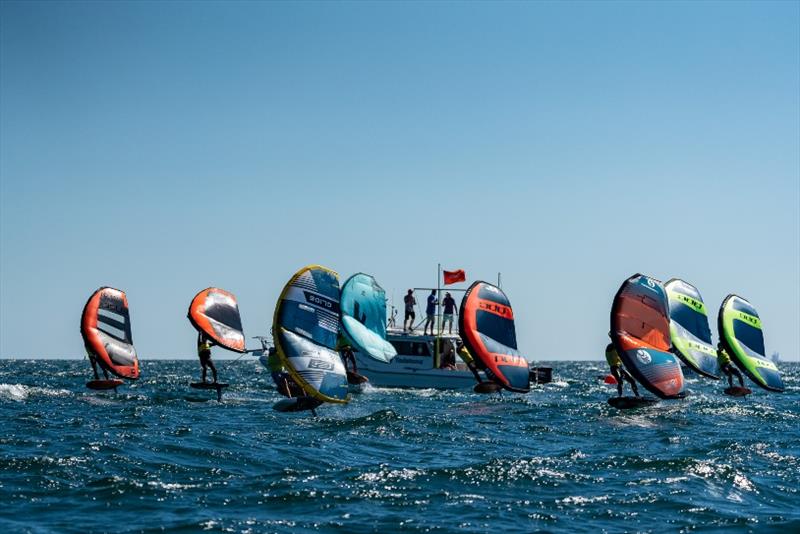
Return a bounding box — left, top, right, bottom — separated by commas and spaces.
1, 360, 798, 533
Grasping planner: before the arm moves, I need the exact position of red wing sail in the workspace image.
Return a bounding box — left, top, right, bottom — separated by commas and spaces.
187, 288, 246, 353
610, 274, 684, 399
458, 281, 530, 393
80, 287, 139, 379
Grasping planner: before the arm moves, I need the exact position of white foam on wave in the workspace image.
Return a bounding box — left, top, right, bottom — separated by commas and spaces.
557, 494, 609, 505
357, 467, 424, 482
609, 414, 657, 429
147, 480, 200, 491
0, 383, 28, 401
0, 383, 72, 402
732, 473, 757, 493
362, 386, 447, 398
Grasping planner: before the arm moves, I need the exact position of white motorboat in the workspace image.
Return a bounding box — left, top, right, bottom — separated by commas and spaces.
353, 327, 486, 389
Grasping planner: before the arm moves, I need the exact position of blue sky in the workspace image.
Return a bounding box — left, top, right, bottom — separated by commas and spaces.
1, 1, 798, 360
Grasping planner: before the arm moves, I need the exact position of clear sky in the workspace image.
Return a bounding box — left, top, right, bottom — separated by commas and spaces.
1, 1, 798, 360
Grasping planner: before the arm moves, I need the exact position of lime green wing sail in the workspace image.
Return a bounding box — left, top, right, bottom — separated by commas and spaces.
340, 273, 397, 363
718, 294, 783, 392
665, 279, 719, 379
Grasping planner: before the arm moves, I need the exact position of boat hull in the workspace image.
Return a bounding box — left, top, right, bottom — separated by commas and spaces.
353, 344, 488, 389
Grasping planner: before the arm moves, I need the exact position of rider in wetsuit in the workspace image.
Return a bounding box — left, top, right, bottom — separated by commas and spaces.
197, 332, 218, 383
717, 343, 744, 388
86, 346, 109, 380
268, 347, 301, 397
457, 340, 483, 382
606, 343, 640, 397
340, 345, 358, 373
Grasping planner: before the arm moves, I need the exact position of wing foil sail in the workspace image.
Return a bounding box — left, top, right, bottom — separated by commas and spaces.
718, 294, 783, 392
610, 274, 684, 399
458, 281, 529, 393
340, 273, 397, 364
80, 287, 139, 380
665, 279, 719, 379
188, 287, 246, 353
273, 265, 349, 404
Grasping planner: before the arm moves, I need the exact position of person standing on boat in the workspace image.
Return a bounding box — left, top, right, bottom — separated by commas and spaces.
424, 289, 437, 335
717, 343, 744, 388
197, 332, 218, 384
440, 292, 458, 334
403, 289, 416, 332
606, 342, 639, 397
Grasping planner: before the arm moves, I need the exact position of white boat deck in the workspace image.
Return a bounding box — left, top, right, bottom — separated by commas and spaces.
355, 326, 483, 389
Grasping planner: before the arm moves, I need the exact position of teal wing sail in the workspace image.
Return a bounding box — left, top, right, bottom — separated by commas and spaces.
340, 273, 397, 363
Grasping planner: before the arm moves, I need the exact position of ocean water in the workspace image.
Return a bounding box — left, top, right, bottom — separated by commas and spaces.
1, 359, 798, 533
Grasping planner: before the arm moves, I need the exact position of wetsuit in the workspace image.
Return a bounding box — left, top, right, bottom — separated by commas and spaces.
606, 343, 639, 397
457, 344, 483, 382
268, 348, 295, 397
197, 334, 218, 383
341, 347, 358, 373
717, 346, 744, 388
86, 346, 109, 380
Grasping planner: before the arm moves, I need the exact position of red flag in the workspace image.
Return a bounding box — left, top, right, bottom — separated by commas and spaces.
443, 269, 466, 285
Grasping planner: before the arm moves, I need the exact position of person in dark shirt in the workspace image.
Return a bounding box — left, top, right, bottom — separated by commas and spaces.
403, 289, 416, 332
440, 292, 458, 334
424, 290, 437, 335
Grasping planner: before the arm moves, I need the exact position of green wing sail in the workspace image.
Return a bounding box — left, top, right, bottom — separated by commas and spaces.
665, 279, 719, 379
718, 294, 783, 392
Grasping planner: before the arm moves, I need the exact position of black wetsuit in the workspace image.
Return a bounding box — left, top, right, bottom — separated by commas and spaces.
87, 347, 108, 380
198, 334, 218, 383
606, 344, 639, 397
717, 347, 744, 387
341, 347, 358, 373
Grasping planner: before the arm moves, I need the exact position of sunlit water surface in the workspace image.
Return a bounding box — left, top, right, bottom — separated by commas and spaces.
1, 360, 798, 533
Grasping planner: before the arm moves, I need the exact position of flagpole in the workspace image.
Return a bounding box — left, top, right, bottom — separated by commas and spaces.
436, 263, 441, 367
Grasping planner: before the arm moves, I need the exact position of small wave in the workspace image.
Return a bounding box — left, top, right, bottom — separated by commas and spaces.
365, 386, 449, 398
356, 467, 424, 482
0, 383, 72, 402
557, 494, 610, 505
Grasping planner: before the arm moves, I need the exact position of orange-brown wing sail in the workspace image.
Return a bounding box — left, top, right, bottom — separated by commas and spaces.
187, 288, 246, 353
458, 281, 530, 393
610, 274, 684, 399
80, 287, 139, 379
